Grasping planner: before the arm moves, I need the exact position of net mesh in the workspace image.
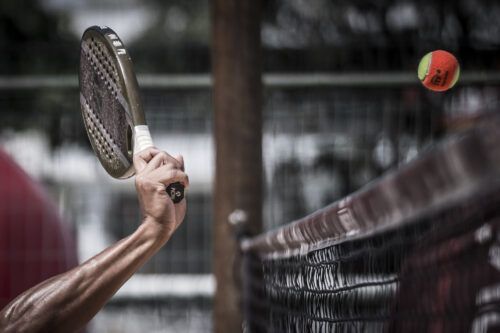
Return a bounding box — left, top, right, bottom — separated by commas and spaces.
241, 115, 500, 333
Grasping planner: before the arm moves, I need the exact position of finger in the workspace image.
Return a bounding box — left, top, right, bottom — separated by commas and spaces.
152, 152, 183, 171
151, 167, 190, 190
133, 147, 161, 173
142, 151, 181, 173
135, 147, 161, 161
143, 151, 169, 173
174, 154, 185, 171
165, 153, 183, 170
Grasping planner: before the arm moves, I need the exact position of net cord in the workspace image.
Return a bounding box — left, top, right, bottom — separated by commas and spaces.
241, 115, 500, 259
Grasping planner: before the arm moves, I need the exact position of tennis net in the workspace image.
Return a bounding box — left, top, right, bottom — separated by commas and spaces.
241, 115, 500, 332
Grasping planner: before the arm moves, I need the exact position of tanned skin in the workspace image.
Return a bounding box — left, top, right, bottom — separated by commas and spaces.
0, 147, 189, 333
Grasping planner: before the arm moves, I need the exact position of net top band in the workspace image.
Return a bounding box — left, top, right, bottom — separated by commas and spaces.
241, 114, 500, 259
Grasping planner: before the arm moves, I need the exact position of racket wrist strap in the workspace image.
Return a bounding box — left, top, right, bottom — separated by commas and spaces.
134, 125, 154, 154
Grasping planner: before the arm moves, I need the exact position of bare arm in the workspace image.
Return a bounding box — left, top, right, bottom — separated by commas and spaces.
0, 148, 188, 333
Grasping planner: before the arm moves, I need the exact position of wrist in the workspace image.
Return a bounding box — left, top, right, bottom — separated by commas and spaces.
139, 216, 172, 246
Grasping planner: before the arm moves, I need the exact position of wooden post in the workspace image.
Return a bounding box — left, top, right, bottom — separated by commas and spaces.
211, 0, 262, 332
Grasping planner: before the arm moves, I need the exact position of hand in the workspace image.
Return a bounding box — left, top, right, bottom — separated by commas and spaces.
0, 151, 188, 333
133, 147, 189, 242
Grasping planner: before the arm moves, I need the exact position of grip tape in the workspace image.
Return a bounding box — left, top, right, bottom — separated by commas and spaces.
133, 125, 154, 154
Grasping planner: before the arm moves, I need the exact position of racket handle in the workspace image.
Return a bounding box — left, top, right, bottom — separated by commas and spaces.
134, 125, 154, 154
166, 182, 185, 204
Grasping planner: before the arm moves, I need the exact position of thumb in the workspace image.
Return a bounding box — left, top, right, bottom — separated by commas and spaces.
174, 154, 185, 171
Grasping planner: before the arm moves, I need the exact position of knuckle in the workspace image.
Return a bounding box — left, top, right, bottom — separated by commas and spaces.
135, 175, 154, 190
171, 159, 182, 170
154, 184, 165, 194
173, 170, 189, 187
163, 162, 177, 171
178, 171, 187, 181
135, 174, 144, 185
158, 151, 168, 160
166, 169, 178, 179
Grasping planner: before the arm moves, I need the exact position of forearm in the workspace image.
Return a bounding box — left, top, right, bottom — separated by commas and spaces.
0, 220, 168, 333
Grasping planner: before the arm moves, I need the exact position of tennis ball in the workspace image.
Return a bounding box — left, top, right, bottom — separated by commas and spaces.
418, 50, 460, 92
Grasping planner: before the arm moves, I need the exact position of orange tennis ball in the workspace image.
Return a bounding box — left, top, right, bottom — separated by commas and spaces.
418, 50, 460, 92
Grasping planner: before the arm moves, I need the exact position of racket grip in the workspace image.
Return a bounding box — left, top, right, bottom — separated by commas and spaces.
166, 182, 185, 204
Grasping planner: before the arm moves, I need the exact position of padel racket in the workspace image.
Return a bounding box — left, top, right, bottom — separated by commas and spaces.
79, 25, 184, 203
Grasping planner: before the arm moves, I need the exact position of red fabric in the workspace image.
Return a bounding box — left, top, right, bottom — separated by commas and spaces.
0, 147, 78, 309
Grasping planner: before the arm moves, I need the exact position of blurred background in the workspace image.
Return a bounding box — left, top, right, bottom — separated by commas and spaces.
1, 0, 500, 332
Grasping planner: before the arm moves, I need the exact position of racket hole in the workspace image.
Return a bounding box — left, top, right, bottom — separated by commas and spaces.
126, 125, 133, 156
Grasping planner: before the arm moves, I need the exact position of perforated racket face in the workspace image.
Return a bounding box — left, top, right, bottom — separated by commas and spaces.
79, 26, 142, 179
79, 26, 185, 203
